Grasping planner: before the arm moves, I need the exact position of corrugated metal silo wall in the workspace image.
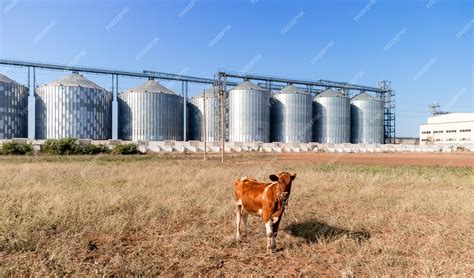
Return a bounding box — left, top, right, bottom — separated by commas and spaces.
351, 99, 384, 144
313, 96, 351, 143
229, 88, 270, 142
35, 86, 112, 139
271, 93, 313, 143
188, 96, 220, 142
0, 81, 28, 139
118, 92, 183, 141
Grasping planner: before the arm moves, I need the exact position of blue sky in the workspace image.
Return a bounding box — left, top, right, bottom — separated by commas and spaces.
0, 0, 472, 137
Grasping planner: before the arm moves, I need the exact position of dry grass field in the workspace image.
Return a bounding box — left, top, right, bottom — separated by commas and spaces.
0, 153, 473, 276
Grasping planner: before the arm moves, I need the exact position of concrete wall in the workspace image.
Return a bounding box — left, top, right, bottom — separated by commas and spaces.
1, 139, 473, 153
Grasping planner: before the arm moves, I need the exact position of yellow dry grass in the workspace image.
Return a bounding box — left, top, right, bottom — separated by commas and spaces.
0, 154, 473, 276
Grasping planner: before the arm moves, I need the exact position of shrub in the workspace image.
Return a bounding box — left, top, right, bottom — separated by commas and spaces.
42, 138, 80, 155
0, 142, 33, 155
80, 144, 111, 155
41, 139, 110, 155
112, 143, 140, 155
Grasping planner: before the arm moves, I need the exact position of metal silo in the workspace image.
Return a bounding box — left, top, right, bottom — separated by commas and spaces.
188, 85, 222, 142
229, 81, 270, 142
351, 92, 384, 144
0, 74, 28, 139
119, 79, 183, 141
35, 73, 112, 140
271, 85, 312, 143
313, 89, 350, 143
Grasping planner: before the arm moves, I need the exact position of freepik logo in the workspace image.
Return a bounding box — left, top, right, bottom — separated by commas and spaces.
105, 7, 130, 31
136, 37, 159, 61
281, 11, 304, 35
208, 25, 232, 48
354, 0, 376, 22
310, 41, 334, 64
384, 28, 407, 52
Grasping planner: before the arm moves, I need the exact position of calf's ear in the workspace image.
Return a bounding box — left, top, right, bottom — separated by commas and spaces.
269, 174, 279, 181
290, 173, 297, 181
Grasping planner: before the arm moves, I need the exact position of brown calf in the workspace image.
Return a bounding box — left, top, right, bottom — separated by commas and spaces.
233, 172, 297, 253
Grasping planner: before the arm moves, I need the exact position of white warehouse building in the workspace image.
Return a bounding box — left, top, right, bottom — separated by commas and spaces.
419, 113, 474, 145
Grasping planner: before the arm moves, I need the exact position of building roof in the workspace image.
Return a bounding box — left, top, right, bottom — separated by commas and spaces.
126, 79, 177, 95
43, 73, 107, 90
427, 113, 474, 124
0, 73, 20, 85
276, 85, 308, 95
232, 80, 265, 91
314, 88, 346, 99
351, 92, 380, 101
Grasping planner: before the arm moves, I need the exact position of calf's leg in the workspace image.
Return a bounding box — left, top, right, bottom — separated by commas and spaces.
265, 220, 274, 253
271, 216, 282, 253
242, 212, 249, 237
235, 205, 242, 240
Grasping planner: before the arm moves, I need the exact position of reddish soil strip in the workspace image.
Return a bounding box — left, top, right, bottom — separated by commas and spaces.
271, 152, 474, 167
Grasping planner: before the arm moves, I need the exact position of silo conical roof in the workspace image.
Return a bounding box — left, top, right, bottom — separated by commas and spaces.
44, 73, 107, 90
277, 85, 308, 95
127, 79, 177, 95
233, 80, 265, 91
351, 92, 380, 101
314, 88, 345, 98
195, 85, 220, 98
0, 73, 20, 85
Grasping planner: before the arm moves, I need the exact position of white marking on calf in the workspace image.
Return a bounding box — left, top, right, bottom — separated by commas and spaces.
262, 182, 277, 201
265, 220, 273, 237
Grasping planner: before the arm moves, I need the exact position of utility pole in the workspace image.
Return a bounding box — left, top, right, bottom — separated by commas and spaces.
219, 73, 226, 163
203, 89, 207, 160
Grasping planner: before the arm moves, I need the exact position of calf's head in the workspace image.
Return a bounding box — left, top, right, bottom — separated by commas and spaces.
269, 172, 297, 203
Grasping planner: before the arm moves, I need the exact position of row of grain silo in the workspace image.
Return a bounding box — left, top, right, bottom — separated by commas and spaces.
0, 73, 183, 141
1, 72, 384, 143
188, 81, 385, 144
0, 74, 28, 139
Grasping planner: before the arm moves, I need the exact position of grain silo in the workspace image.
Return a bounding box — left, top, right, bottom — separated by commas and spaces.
35, 73, 112, 140
229, 81, 270, 142
313, 88, 350, 143
271, 85, 312, 143
0, 74, 28, 139
119, 79, 183, 141
351, 92, 384, 144
188, 85, 222, 142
